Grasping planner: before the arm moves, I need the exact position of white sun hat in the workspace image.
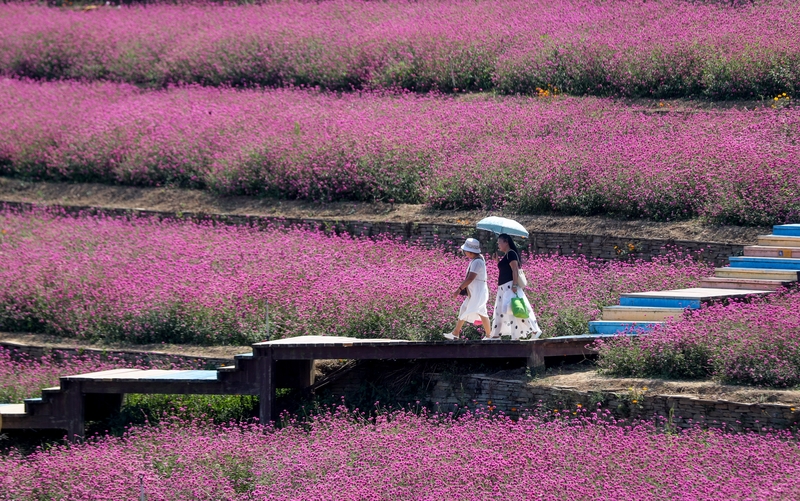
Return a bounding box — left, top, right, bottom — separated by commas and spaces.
460, 238, 482, 254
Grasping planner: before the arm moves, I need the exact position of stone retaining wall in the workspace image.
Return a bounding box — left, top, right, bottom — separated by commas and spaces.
323, 364, 799, 432
429, 374, 799, 432
3, 201, 744, 265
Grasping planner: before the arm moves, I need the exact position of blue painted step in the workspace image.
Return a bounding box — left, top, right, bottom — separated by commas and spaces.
620, 296, 703, 309
773, 224, 800, 237
728, 256, 800, 270
588, 321, 662, 334
551, 333, 638, 340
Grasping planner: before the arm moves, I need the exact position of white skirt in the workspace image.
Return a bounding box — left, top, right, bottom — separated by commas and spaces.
491, 281, 543, 340
458, 281, 489, 323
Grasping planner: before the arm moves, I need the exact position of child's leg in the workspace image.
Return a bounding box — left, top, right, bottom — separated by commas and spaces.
452, 320, 466, 338
480, 315, 491, 337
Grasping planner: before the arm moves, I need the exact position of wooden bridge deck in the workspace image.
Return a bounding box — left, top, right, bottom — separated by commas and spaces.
1, 335, 600, 439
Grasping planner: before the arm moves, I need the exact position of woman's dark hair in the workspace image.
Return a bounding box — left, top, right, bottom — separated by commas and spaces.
498, 233, 522, 264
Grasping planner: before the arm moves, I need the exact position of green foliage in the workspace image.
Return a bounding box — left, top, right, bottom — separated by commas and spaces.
597, 338, 714, 380
113, 394, 259, 430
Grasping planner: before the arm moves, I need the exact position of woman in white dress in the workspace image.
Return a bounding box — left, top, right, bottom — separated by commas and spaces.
443, 238, 491, 340
489, 233, 542, 340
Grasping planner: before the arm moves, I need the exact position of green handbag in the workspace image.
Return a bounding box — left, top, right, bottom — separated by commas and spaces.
510, 292, 529, 319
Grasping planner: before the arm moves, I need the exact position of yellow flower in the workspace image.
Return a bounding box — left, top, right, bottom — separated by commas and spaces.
487, 400, 492, 405
632, 400, 638, 404
791, 407, 796, 412
576, 404, 582, 408
775, 97, 780, 101
642, 387, 648, 391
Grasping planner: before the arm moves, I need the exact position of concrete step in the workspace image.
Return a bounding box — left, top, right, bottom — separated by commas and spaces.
620, 288, 772, 309
714, 268, 800, 281
601, 306, 686, 321
758, 235, 800, 247
729, 256, 800, 270
773, 224, 800, 237
699, 277, 790, 291
588, 321, 662, 334
743, 245, 799, 258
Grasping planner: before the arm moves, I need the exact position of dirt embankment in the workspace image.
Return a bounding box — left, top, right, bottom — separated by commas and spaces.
0, 177, 768, 244
525, 367, 800, 406
0, 332, 250, 361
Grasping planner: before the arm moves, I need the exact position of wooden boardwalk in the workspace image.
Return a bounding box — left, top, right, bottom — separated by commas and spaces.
1, 335, 599, 440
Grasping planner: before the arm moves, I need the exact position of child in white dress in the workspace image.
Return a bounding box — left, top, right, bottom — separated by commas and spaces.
444, 238, 491, 340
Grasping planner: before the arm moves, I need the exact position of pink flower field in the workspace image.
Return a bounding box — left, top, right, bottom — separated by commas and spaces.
0, 208, 711, 344
3, 0, 800, 495
0, 0, 798, 99
2, 407, 799, 500
595, 290, 800, 387
2, 79, 798, 224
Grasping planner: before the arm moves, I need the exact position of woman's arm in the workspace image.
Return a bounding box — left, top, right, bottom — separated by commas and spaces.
453, 272, 477, 298
509, 260, 520, 293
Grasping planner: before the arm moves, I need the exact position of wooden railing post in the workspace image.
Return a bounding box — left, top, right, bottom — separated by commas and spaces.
527, 346, 545, 374
257, 349, 275, 425
62, 380, 85, 442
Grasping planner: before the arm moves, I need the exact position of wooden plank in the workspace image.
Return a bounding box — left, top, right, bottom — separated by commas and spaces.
1, 413, 64, 430
699, 277, 789, 291
744, 245, 799, 258
772, 224, 800, 237
113, 370, 218, 381
268, 342, 537, 361
729, 256, 800, 270
589, 321, 661, 334
602, 306, 685, 321
255, 335, 412, 348
78, 379, 258, 395
63, 368, 145, 379
0, 403, 25, 415
714, 268, 799, 281
622, 288, 771, 299
64, 370, 218, 382
758, 235, 800, 247
263, 336, 599, 361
